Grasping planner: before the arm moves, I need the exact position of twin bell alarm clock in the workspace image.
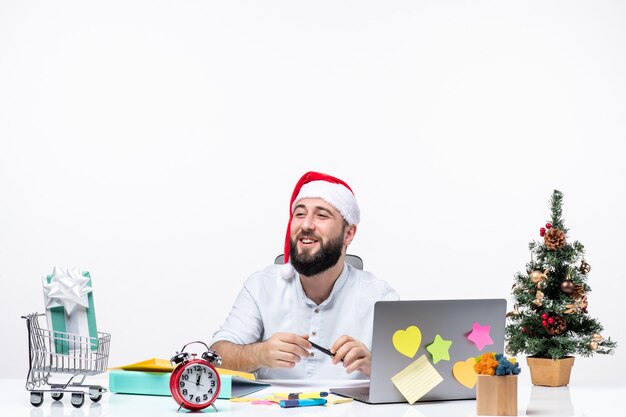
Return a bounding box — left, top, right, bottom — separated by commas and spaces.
170, 341, 222, 411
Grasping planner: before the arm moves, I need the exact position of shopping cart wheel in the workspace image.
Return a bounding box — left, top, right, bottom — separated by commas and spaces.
51, 392, 64, 401
89, 387, 102, 403
71, 392, 85, 408
30, 391, 44, 407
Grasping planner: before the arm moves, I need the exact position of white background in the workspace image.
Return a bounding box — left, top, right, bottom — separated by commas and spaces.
1, 1, 624, 383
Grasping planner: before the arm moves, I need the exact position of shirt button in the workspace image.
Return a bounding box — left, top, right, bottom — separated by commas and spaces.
314, 308, 320, 313
310, 352, 315, 357
312, 331, 317, 336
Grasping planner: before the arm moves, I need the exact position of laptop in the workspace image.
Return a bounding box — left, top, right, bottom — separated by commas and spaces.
331, 299, 506, 404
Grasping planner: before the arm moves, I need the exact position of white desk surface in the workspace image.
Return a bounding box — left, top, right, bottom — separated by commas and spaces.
1, 374, 623, 417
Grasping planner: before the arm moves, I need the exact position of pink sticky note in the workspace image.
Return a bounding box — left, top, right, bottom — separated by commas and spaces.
467, 322, 493, 351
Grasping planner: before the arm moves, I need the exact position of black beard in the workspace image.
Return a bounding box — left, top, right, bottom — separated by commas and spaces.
289, 230, 344, 277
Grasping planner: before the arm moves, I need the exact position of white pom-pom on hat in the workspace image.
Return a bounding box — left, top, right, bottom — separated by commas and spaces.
280, 263, 295, 280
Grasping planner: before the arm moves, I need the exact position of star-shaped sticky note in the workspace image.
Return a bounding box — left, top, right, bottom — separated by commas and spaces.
467, 322, 493, 351
426, 334, 452, 364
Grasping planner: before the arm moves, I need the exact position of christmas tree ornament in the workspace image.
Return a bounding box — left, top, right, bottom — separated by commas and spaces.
560, 279, 575, 295
544, 228, 566, 250
532, 290, 544, 307
544, 315, 567, 335
572, 284, 586, 300
589, 333, 603, 351
545, 223, 552, 229
539, 227, 546, 237
564, 296, 588, 314
579, 260, 591, 274
530, 270, 548, 288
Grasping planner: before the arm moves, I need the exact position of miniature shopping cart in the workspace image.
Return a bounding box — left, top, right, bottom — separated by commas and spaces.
22, 313, 111, 408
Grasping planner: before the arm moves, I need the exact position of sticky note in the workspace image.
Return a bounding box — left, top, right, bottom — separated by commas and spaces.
452, 357, 477, 388
426, 334, 452, 364
324, 394, 353, 405
392, 325, 422, 358
467, 322, 493, 351
391, 354, 443, 404
230, 396, 274, 403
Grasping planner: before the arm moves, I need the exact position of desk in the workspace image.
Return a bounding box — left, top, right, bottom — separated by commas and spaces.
1, 374, 623, 417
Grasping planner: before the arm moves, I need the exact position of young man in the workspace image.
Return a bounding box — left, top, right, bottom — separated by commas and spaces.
210, 171, 399, 379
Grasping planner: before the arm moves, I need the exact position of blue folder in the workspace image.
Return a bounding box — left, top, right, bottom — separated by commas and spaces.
108, 370, 270, 399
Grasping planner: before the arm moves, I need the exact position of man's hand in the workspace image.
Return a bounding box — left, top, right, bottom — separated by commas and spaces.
212, 333, 311, 373
256, 333, 311, 369
330, 335, 372, 376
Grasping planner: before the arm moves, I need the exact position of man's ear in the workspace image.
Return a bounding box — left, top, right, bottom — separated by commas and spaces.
344, 224, 357, 247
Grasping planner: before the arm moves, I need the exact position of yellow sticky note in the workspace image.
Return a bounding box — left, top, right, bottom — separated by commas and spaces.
392, 326, 422, 358
325, 394, 353, 406
230, 396, 275, 403
391, 354, 443, 404
452, 357, 477, 389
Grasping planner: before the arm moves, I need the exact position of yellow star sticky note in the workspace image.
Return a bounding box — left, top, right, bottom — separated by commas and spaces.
391, 354, 443, 404
426, 334, 452, 364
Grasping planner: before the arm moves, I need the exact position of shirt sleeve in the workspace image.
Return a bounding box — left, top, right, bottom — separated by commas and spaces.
210, 283, 264, 346
381, 284, 400, 301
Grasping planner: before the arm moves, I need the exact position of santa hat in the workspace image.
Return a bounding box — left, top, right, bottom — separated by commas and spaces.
280, 171, 360, 279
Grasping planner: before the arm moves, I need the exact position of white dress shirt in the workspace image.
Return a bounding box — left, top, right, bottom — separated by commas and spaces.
211, 263, 399, 379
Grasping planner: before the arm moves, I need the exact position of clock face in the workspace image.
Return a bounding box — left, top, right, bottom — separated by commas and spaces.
176, 362, 219, 407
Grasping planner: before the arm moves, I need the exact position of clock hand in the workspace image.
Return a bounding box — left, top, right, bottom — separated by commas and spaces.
196, 372, 202, 386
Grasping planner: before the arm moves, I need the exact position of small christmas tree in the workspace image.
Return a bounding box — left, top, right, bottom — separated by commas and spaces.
506, 190, 616, 359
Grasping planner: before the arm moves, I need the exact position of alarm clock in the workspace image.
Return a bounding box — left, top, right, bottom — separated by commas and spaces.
170, 341, 222, 411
